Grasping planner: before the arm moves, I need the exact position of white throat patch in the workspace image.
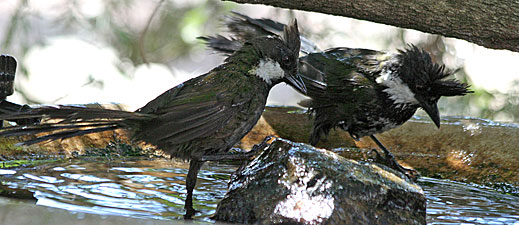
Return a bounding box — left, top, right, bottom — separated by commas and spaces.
376, 70, 419, 106
249, 58, 285, 84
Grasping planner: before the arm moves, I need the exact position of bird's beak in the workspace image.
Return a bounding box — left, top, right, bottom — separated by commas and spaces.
284, 72, 307, 94
419, 100, 441, 128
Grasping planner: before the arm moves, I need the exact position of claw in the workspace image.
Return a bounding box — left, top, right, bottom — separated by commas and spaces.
248, 135, 274, 155
236, 136, 275, 173
184, 206, 200, 219
369, 135, 419, 181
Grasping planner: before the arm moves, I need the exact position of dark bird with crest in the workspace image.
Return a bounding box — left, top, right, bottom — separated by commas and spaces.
0, 20, 305, 218
201, 12, 471, 178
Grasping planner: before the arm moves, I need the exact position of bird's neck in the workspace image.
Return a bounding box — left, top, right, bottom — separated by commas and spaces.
224, 44, 282, 87
247, 58, 284, 85
376, 65, 419, 107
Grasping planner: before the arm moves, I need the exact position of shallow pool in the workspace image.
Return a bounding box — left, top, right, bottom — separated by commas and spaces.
0, 158, 517, 224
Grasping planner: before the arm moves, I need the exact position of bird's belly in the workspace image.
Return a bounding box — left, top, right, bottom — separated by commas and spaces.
350, 117, 400, 137
347, 106, 416, 138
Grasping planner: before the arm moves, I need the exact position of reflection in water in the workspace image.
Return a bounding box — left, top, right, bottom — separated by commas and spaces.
0, 158, 518, 224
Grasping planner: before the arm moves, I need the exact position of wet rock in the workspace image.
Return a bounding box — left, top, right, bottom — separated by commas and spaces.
214, 138, 426, 225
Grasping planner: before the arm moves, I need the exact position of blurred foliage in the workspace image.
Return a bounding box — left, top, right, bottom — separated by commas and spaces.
1, 0, 235, 93
1, 1, 518, 121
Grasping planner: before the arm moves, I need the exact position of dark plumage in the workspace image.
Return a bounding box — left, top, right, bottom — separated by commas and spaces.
0, 20, 304, 218
0, 54, 16, 99
301, 46, 471, 143
0, 55, 40, 127
201, 12, 471, 178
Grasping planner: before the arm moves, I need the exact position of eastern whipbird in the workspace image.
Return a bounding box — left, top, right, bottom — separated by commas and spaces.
200, 12, 472, 178
0, 20, 305, 218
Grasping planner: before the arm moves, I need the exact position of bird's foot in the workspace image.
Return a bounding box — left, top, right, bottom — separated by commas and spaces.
247, 135, 275, 157
371, 149, 419, 181
236, 136, 274, 172
199, 136, 274, 162
183, 205, 200, 219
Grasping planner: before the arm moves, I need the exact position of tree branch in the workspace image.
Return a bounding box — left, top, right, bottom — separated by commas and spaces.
227, 0, 519, 52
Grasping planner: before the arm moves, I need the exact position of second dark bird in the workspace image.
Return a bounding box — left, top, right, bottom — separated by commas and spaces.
0, 20, 305, 218
201, 12, 472, 178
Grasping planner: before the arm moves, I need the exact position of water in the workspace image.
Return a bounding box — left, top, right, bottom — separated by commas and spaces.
0, 158, 518, 224
422, 177, 519, 224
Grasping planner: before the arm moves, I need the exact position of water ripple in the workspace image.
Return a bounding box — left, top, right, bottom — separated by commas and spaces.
0, 158, 517, 224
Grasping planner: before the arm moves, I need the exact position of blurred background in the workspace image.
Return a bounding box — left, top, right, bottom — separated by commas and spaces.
1, 0, 518, 122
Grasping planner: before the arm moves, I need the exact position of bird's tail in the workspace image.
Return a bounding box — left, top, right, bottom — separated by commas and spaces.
200, 12, 320, 55
0, 105, 154, 145
198, 35, 242, 55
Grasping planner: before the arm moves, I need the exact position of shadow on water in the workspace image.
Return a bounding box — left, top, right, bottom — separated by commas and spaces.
0, 158, 518, 224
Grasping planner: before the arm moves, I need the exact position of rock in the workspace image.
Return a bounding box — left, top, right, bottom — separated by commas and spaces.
213, 138, 426, 225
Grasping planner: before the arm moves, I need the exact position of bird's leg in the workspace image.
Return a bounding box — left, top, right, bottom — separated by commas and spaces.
199, 136, 273, 162
184, 137, 273, 219
184, 160, 204, 219
369, 135, 418, 180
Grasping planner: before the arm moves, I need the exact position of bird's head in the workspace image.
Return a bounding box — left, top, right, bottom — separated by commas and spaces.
378, 45, 471, 128
246, 20, 306, 93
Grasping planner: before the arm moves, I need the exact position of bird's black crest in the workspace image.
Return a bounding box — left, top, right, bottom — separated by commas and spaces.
397, 45, 471, 97
282, 20, 300, 58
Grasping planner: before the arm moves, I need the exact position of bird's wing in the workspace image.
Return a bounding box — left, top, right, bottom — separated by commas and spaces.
135, 71, 244, 145
300, 48, 385, 109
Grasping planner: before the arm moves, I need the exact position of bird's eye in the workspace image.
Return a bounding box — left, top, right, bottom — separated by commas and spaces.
282, 55, 290, 65
416, 84, 430, 93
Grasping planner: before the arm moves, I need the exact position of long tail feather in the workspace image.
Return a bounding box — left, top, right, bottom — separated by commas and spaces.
19, 125, 119, 146
0, 105, 154, 145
